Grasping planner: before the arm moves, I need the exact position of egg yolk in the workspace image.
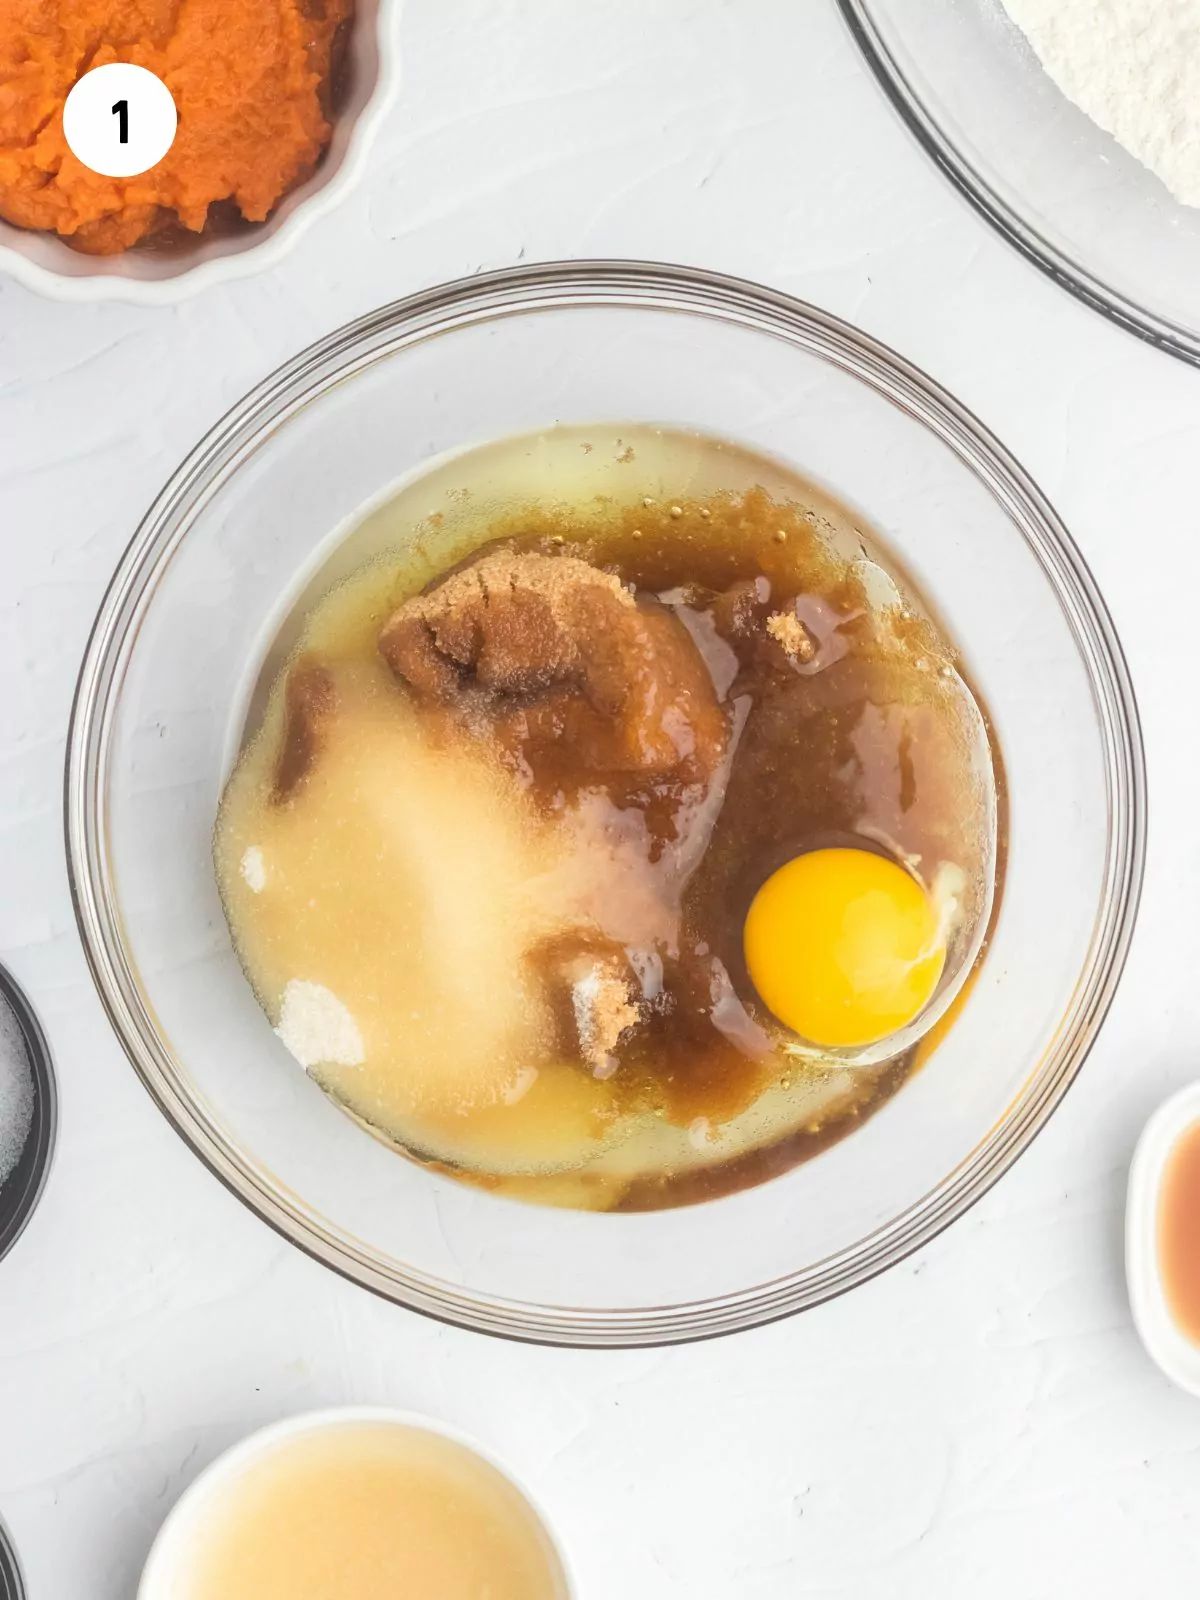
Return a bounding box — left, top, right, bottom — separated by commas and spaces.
743, 847, 945, 1048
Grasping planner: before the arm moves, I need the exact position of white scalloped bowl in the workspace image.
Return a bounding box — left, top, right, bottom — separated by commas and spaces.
0, 0, 398, 305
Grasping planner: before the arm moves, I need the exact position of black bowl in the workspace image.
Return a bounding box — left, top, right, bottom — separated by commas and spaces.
0, 1516, 24, 1600
0, 964, 56, 1264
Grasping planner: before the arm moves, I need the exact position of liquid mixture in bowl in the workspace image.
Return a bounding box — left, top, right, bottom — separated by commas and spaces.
215, 427, 1002, 1211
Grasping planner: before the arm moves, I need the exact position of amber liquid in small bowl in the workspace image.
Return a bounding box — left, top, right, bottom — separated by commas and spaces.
1158, 1118, 1200, 1344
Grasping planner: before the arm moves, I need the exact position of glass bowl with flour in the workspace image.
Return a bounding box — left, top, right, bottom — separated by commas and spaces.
840, 0, 1200, 363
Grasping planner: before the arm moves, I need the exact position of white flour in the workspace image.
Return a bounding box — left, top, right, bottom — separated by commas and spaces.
0, 995, 33, 1186
1003, 0, 1200, 207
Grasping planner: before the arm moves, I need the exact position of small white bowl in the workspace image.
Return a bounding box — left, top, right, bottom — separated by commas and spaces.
1126, 1083, 1200, 1395
138, 1407, 574, 1599
0, 0, 399, 305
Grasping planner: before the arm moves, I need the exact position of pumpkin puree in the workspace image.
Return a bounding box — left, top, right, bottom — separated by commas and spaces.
0, 0, 353, 253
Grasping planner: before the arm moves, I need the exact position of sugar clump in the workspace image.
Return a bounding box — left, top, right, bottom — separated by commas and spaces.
240, 845, 267, 893
275, 980, 365, 1070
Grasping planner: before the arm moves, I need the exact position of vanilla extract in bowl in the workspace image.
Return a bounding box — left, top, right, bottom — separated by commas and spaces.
214, 426, 1002, 1211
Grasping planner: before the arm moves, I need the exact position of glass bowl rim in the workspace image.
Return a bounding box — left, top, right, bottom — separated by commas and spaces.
837, 0, 1200, 368
64, 258, 1146, 1346
0, 1514, 24, 1600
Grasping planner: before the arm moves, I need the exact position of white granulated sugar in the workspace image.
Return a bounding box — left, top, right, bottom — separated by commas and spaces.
274, 980, 365, 1070
688, 1116, 712, 1151
570, 959, 641, 1077
501, 1066, 539, 1106
572, 969, 603, 1044
0, 996, 34, 1185
240, 845, 267, 893
1003, 0, 1200, 207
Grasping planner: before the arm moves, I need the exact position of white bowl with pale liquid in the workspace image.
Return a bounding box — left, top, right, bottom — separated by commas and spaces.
138, 1408, 574, 1600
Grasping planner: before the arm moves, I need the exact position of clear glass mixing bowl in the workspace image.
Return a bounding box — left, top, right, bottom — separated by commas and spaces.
66, 261, 1144, 1345
840, 0, 1200, 364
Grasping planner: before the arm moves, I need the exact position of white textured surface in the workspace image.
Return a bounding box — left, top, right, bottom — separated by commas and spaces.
2, 2, 1200, 1595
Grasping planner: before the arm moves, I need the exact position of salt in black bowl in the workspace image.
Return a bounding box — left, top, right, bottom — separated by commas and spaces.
0, 963, 56, 1264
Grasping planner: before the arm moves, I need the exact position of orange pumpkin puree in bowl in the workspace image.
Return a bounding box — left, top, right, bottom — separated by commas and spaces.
0, 0, 354, 254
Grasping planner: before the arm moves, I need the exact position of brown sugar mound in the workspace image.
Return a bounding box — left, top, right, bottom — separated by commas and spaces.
272, 657, 337, 803
0, 0, 352, 254
380, 548, 729, 784
765, 608, 817, 664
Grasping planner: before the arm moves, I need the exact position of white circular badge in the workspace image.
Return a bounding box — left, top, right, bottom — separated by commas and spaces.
63, 63, 177, 179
